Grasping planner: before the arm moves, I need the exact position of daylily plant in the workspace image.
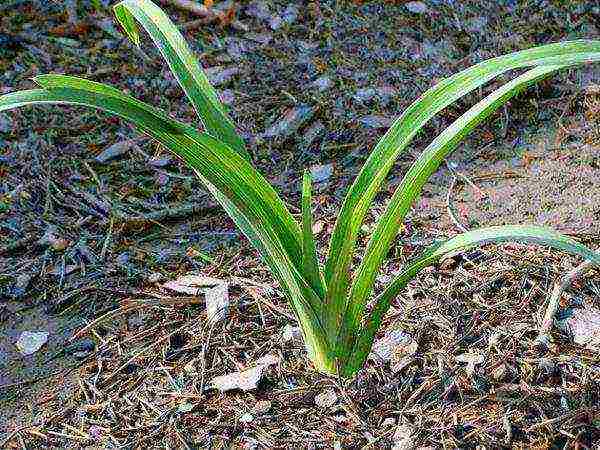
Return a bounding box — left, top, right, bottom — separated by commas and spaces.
1, 0, 599, 377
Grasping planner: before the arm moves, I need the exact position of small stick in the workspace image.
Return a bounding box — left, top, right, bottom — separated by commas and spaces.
161, 0, 211, 17
535, 260, 595, 346
159, 0, 248, 31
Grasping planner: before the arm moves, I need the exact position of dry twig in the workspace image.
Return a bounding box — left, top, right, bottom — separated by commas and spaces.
535, 259, 596, 346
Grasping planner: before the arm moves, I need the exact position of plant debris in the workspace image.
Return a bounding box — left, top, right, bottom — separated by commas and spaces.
209, 354, 279, 392
2, 0, 600, 447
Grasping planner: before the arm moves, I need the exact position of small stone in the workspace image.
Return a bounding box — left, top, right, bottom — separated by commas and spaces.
244, 32, 273, 44
314, 388, 338, 408
178, 402, 194, 413
371, 329, 415, 362
184, 360, 197, 373
12, 273, 32, 298
359, 115, 394, 129
218, 89, 235, 105
0, 113, 13, 133
269, 4, 298, 29
239, 412, 254, 423
309, 163, 333, 184
210, 354, 279, 392
492, 363, 507, 381
95, 140, 134, 163
405, 1, 428, 14
312, 76, 332, 92
72, 351, 90, 360
225, 37, 248, 60
263, 105, 315, 139
282, 324, 302, 343
147, 272, 164, 283
15, 331, 49, 355
147, 157, 172, 168
392, 421, 416, 450
353, 86, 397, 104
382, 417, 396, 427
245, 1, 271, 20
467, 16, 488, 33
301, 120, 325, 149
205, 66, 239, 86
353, 87, 377, 102
564, 307, 600, 351
40, 228, 69, 251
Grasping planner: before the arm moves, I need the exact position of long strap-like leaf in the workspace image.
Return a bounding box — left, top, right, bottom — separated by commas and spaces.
336, 64, 570, 358
0, 79, 331, 357
343, 225, 600, 376
113, 0, 248, 159
323, 41, 600, 343
29, 75, 302, 266
301, 171, 326, 299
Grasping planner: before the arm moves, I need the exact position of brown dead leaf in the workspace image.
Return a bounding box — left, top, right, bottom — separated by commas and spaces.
217, 6, 236, 27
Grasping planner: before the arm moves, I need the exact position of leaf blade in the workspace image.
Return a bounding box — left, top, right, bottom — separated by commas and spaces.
114, 0, 248, 159
337, 64, 569, 358
0, 80, 326, 328
344, 225, 600, 375
301, 171, 326, 299
323, 41, 600, 345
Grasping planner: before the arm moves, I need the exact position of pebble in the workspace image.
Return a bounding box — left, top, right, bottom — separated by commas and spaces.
371, 328, 415, 362
405, 1, 429, 14
147, 157, 172, 168
314, 388, 338, 407
95, 140, 134, 163
269, 4, 299, 30
218, 89, 235, 105
252, 400, 272, 414
205, 66, 239, 86
392, 422, 416, 450
205, 283, 230, 324
245, 1, 271, 20
0, 113, 13, 133
263, 105, 315, 139
311, 75, 332, 92
359, 115, 394, 129
239, 412, 254, 423
178, 402, 194, 413
301, 120, 325, 149
244, 32, 273, 45
282, 324, 302, 343
15, 331, 49, 355
12, 273, 32, 298
353, 85, 397, 104
147, 272, 164, 283
309, 163, 333, 183
564, 306, 600, 351
210, 354, 279, 392
455, 352, 485, 377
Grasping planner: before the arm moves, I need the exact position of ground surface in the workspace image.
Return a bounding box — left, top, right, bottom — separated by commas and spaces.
1, 0, 600, 448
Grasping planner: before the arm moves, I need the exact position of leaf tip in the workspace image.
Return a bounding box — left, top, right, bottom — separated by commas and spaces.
113, 2, 141, 47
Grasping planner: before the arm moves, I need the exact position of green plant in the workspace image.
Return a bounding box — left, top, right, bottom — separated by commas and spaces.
1, 0, 600, 377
